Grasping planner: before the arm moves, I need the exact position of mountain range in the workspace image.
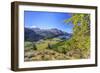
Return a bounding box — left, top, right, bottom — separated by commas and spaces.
25, 27, 72, 42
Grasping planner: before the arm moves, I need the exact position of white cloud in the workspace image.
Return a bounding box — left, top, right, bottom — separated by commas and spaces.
31, 25, 37, 28
25, 25, 38, 28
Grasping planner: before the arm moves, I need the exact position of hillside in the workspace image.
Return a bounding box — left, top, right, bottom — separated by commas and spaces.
24, 27, 72, 42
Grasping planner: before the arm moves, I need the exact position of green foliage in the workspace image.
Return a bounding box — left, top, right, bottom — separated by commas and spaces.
32, 42, 37, 50
47, 43, 52, 49
64, 13, 90, 58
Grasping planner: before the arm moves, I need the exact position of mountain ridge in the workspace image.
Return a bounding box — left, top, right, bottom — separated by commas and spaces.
24, 27, 72, 42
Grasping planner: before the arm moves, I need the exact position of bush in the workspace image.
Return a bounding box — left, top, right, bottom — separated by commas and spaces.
32, 42, 37, 50
48, 43, 52, 49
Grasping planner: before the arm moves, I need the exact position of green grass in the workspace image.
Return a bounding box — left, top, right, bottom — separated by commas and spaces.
25, 38, 62, 51
37, 38, 60, 50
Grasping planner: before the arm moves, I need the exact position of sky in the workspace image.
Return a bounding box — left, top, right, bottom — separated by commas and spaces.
24, 11, 74, 33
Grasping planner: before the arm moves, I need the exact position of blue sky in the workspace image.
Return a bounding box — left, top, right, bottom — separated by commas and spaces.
24, 11, 74, 33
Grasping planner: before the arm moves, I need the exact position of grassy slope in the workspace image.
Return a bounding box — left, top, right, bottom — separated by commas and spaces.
24, 38, 89, 61
25, 38, 61, 50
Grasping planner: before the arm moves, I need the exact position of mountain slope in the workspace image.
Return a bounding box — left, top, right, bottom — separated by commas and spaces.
24, 27, 72, 42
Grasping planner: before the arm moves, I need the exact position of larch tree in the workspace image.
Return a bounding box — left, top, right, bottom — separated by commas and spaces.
64, 13, 90, 58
